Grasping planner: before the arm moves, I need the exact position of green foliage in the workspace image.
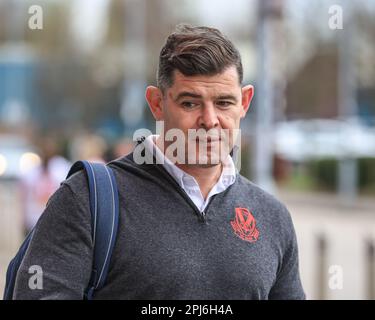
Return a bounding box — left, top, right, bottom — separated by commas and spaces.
307, 158, 338, 191
280, 157, 375, 195
358, 157, 375, 194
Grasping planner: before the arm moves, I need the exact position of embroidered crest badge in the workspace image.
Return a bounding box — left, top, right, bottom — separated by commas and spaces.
230, 207, 259, 243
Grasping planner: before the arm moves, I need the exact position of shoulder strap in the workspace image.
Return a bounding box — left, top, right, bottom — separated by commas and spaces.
67, 160, 120, 300
3, 229, 35, 300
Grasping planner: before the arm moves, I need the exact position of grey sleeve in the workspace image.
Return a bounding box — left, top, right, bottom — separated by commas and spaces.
12, 180, 93, 300
268, 213, 306, 300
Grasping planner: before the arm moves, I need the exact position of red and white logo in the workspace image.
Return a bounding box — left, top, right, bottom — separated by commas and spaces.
230, 208, 259, 243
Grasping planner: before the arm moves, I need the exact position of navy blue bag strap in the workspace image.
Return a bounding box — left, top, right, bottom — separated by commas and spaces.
3, 229, 35, 300
67, 160, 120, 300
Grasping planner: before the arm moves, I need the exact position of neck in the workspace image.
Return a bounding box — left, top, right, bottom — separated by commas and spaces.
155, 136, 223, 199
176, 163, 223, 200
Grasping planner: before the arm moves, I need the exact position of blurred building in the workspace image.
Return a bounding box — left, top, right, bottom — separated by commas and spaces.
0, 44, 39, 130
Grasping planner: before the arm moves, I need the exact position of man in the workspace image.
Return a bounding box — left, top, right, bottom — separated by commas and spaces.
13, 24, 305, 299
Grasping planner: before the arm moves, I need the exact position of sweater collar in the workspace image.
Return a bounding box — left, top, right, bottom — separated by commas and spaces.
144, 134, 236, 192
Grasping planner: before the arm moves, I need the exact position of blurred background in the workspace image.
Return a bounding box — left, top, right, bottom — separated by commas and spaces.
0, 0, 374, 299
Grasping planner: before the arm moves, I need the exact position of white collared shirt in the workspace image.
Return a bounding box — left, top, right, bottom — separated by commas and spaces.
144, 135, 237, 213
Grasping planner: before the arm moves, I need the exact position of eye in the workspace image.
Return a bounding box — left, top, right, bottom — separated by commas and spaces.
181, 101, 199, 109
216, 101, 233, 108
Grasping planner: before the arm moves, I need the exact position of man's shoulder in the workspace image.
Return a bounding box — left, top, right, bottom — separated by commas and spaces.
58, 167, 91, 212
234, 174, 293, 223
63, 169, 89, 194
63, 154, 135, 190
235, 174, 283, 205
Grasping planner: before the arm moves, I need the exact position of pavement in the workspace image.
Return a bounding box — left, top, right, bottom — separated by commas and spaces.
278, 190, 375, 300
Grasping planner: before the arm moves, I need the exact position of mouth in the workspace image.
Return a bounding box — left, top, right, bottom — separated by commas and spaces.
195, 136, 221, 144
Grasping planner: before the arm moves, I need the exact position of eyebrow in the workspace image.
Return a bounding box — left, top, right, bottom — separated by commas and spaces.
174, 91, 238, 103
174, 92, 202, 102
216, 94, 238, 103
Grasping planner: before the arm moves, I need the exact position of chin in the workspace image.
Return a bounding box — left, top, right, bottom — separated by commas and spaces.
191, 153, 223, 166
184, 161, 220, 169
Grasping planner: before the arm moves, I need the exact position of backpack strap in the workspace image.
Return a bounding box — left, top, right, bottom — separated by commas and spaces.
67, 160, 120, 300
3, 229, 35, 300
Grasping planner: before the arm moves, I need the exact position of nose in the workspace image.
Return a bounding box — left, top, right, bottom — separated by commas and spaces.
198, 104, 219, 129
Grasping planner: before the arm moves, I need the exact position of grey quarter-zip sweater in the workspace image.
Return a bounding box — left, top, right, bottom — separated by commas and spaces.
13, 148, 305, 300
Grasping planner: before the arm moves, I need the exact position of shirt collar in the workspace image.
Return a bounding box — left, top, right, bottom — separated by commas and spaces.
144, 134, 237, 190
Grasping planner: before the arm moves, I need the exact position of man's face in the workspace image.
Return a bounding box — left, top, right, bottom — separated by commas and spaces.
146, 66, 254, 166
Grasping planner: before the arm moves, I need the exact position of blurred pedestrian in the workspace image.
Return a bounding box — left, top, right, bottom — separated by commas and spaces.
69, 133, 107, 163
20, 137, 71, 234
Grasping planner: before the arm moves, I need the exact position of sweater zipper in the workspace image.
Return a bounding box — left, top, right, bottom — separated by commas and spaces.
200, 195, 216, 222
152, 161, 217, 222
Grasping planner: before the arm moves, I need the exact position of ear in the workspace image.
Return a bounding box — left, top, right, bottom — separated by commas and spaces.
240, 85, 254, 118
145, 86, 164, 120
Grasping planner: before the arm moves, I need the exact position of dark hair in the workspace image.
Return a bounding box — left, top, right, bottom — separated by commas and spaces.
157, 24, 243, 92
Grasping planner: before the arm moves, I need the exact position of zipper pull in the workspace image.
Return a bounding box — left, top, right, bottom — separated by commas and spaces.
200, 210, 206, 222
